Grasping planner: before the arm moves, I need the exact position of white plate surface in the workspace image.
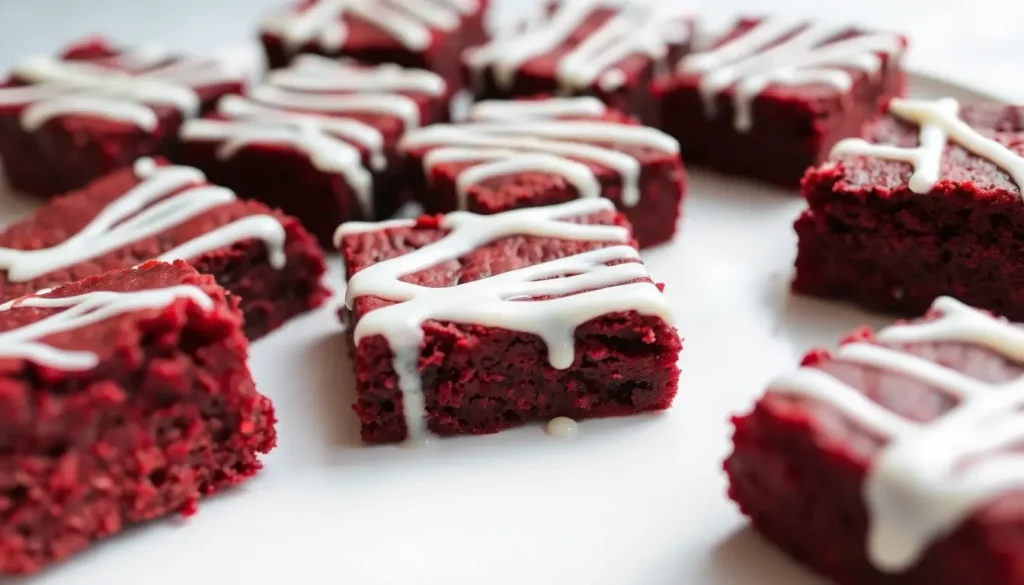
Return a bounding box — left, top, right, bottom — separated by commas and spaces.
0, 71, 995, 585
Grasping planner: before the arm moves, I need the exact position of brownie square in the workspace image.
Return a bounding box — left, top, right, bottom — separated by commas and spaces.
729, 296, 1024, 584
399, 96, 686, 248
178, 55, 451, 247
336, 198, 682, 444
0, 37, 245, 198
652, 18, 906, 187
464, 0, 692, 124
0, 261, 276, 574
259, 0, 490, 90
794, 98, 1024, 320
0, 158, 328, 339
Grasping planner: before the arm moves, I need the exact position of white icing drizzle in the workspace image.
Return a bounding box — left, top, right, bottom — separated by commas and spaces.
0, 285, 214, 370
679, 18, 904, 132
832, 97, 1024, 194
269, 55, 445, 96
546, 416, 579, 438
768, 296, 1024, 573
0, 158, 286, 283
181, 59, 444, 220
22, 95, 159, 132
465, 0, 687, 93
400, 98, 679, 209
470, 97, 607, 121
263, 0, 476, 53
337, 198, 673, 444
249, 85, 422, 131
0, 49, 241, 132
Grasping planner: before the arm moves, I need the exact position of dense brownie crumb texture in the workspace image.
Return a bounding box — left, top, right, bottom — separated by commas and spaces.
0, 157, 328, 339
653, 18, 906, 186
0, 37, 245, 197
463, 0, 692, 124
400, 96, 686, 248
0, 261, 276, 574
796, 97, 1024, 319
179, 55, 450, 246
729, 297, 1024, 584
259, 0, 489, 89
336, 198, 682, 444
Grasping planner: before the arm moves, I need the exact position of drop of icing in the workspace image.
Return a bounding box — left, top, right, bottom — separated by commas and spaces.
546, 417, 579, 438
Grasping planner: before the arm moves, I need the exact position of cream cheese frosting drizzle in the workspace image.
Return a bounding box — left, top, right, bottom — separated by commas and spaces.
0, 48, 242, 132
679, 18, 903, 132
465, 0, 688, 94
336, 198, 674, 445
769, 296, 1024, 572
832, 97, 1024, 194
0, 285, 214, 370
181, 57, 444, 219
263, 0, 477, 53
400, 97, 679, 209
0, 158, 286, 283
269, 55, 446, 96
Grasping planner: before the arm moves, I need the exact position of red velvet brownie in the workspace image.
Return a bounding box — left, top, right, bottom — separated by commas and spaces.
0, 157, 328, 339
0, 37, 245, 198
259, 0, 489, 89
652, 18, 906, 187
179, 55, 449, 247
728, 297, 1024, 584
336, 198, 682, 444
464, 0, 691, 124
400, 96, 685, 248
0, 260, 276, 574
795, 97, 1024, 320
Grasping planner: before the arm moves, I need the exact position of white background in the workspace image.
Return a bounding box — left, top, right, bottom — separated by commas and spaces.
0, 2, 1020, 585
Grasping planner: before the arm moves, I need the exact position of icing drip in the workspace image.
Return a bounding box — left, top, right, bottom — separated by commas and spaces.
337, 198, 673, 444
832, 97, 1024, 194
546, 416, 579, 438
0, 158, 286, 283
0, 49, 241, 132
769, 296, 1024, 572
0, 285, 213, 370
264, 0, 474, 53
181, 59, 444, 219
466, 0, 687, 93
679, 18, 903, 132
400, 98, 679, 209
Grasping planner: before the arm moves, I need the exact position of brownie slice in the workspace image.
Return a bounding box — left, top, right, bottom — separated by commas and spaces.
336, 198, 682, 444
652, 18, 906, 187
179, 55, 450, 247
463, 0, 692, 123
259, 0, 490, 90
0, 158, 328, 339
729, 296, 1024, 584
399, 96, 686, 248
795, 98, 1024, 320
0, 260, 276, 575
0, 37, 245, 198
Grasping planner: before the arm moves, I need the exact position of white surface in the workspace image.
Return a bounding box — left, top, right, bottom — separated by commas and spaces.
0, 74, 991, 585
